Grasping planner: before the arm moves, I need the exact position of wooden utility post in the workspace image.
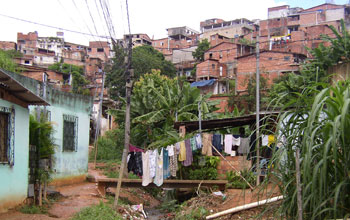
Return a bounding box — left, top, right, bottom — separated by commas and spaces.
114, 36, 133, 208
255, 34, 261, 186
93, 68, 106, 168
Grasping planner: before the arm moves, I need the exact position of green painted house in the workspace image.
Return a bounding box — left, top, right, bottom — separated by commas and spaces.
0, 69, 48, 212
0, 69, 93, 212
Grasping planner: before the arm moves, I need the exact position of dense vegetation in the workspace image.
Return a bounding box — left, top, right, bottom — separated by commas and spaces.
106, 44, 176, 100
48, 63, 90, 95
265, 19, 350, 219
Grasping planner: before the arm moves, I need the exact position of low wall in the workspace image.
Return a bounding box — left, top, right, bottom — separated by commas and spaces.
217, 156, 251, 178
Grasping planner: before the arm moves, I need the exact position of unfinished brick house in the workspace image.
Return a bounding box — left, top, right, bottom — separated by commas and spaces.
200, 18, 258, 41
123, 33, 152, 48
236, 50, 306, 93
242, 3, 350, 57
61, 42, 88, 66
87, 41, 111, 62
18, 64, 71, 92
0, 41, 17, 51
196, 42, 255, 81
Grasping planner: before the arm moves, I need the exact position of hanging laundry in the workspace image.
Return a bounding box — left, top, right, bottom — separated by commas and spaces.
182, 139, 193, 167
238, 137, 250, 155
212, 134, 223, 152
167, 145, 175, 157
167, 145, 178, 177
142, 151, 152, 186
175, 142, 180, 155
202, 133, 213, 156
224, 134, 233, 155
129, 144, 144, 153
262, 135, 269, 146
190, 137, 196, 151
195, 133, 202, 149
127, 152, 143, 176
268, 135, 275, 146
232, 135, 241, 146
178, 141, 186, 161
154, 148, 163, 186
163, 148, 170, 179
149, 149, 157, 178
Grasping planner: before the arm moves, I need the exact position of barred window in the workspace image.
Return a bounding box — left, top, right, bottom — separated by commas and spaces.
0, 107, 15, 165
62, 114, 78, 152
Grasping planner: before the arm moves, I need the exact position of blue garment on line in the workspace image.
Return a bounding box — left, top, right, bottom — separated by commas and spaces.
212, 134, 223, 152
163, 149, 170, 179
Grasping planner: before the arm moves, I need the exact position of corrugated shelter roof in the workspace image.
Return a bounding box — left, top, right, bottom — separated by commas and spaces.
0, 68, 49, 106
174, 111, 279, 132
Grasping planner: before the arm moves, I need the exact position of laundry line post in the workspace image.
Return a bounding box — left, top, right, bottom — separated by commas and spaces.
114, 36, 133, 209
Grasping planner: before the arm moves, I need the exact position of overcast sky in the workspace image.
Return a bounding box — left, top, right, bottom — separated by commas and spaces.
0, 0, 348, 46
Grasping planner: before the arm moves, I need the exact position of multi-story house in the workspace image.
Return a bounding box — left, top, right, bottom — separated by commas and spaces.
200, 18, 258, 41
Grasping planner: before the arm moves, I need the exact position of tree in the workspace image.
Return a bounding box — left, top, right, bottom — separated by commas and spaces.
106, 44, 176, 100
48, 63, 90, 95
0, 49, 20, 72
192, 39, 210, 62
109, 70, 218, 148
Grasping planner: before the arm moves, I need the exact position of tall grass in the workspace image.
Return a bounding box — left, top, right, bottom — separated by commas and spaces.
268, 81, 350, 219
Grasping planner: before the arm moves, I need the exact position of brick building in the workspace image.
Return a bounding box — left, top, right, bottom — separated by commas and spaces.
123, 33, 152, 48
0, 41, 17, 51
246, 3, 350, 57
18, 64, 71, 92
87, 41, 111, 62
197, 42, 254, 81
61, 42, 88, 66
200, 18, 258, 41
236, 50, 306, 92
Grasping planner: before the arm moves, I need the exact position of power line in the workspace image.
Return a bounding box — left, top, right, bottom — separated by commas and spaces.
0, 12, 110, 39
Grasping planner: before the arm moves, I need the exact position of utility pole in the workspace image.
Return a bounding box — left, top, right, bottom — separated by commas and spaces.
93, 67, 105, 168
255, 34, 261, 186
114, 35, 133, 208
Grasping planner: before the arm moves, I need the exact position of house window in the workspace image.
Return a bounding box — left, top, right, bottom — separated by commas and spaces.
0, 107, 15, 165
284, 56, 290, 61
97, 48, 104, 52
212, 64, 215, 69
62, 114, 78, 152
24, 60, 30, 64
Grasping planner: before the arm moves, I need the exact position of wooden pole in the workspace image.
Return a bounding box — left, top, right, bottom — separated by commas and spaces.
114, 35, 133, 208
93, 69, 106, 168
255, 34, 261, 186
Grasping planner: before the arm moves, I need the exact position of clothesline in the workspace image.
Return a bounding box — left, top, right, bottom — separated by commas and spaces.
127, 132, 277, 187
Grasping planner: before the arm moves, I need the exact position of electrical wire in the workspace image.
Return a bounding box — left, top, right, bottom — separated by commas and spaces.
0, 12, 109, 39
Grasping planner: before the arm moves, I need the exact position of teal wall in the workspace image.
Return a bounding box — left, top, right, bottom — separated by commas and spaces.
0, 100, 30, 211
7, 70, 93, 182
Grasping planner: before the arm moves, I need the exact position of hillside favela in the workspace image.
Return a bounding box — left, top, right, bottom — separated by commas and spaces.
0, 1, 350, 219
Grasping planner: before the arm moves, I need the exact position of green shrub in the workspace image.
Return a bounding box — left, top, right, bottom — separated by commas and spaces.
226, 169, 256, 189
91, 129, 124, 161
72, 202, 123, 220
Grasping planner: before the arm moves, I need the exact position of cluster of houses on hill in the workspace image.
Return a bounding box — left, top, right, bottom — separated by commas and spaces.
0, 2, 349, 212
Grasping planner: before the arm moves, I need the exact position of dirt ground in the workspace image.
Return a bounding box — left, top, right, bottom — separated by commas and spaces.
0, 163, 160, 220
0, 163, 281, 220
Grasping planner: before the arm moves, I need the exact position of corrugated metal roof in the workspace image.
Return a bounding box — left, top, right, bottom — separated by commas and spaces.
0, 69, 49, 106
174, 111, 279, 132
